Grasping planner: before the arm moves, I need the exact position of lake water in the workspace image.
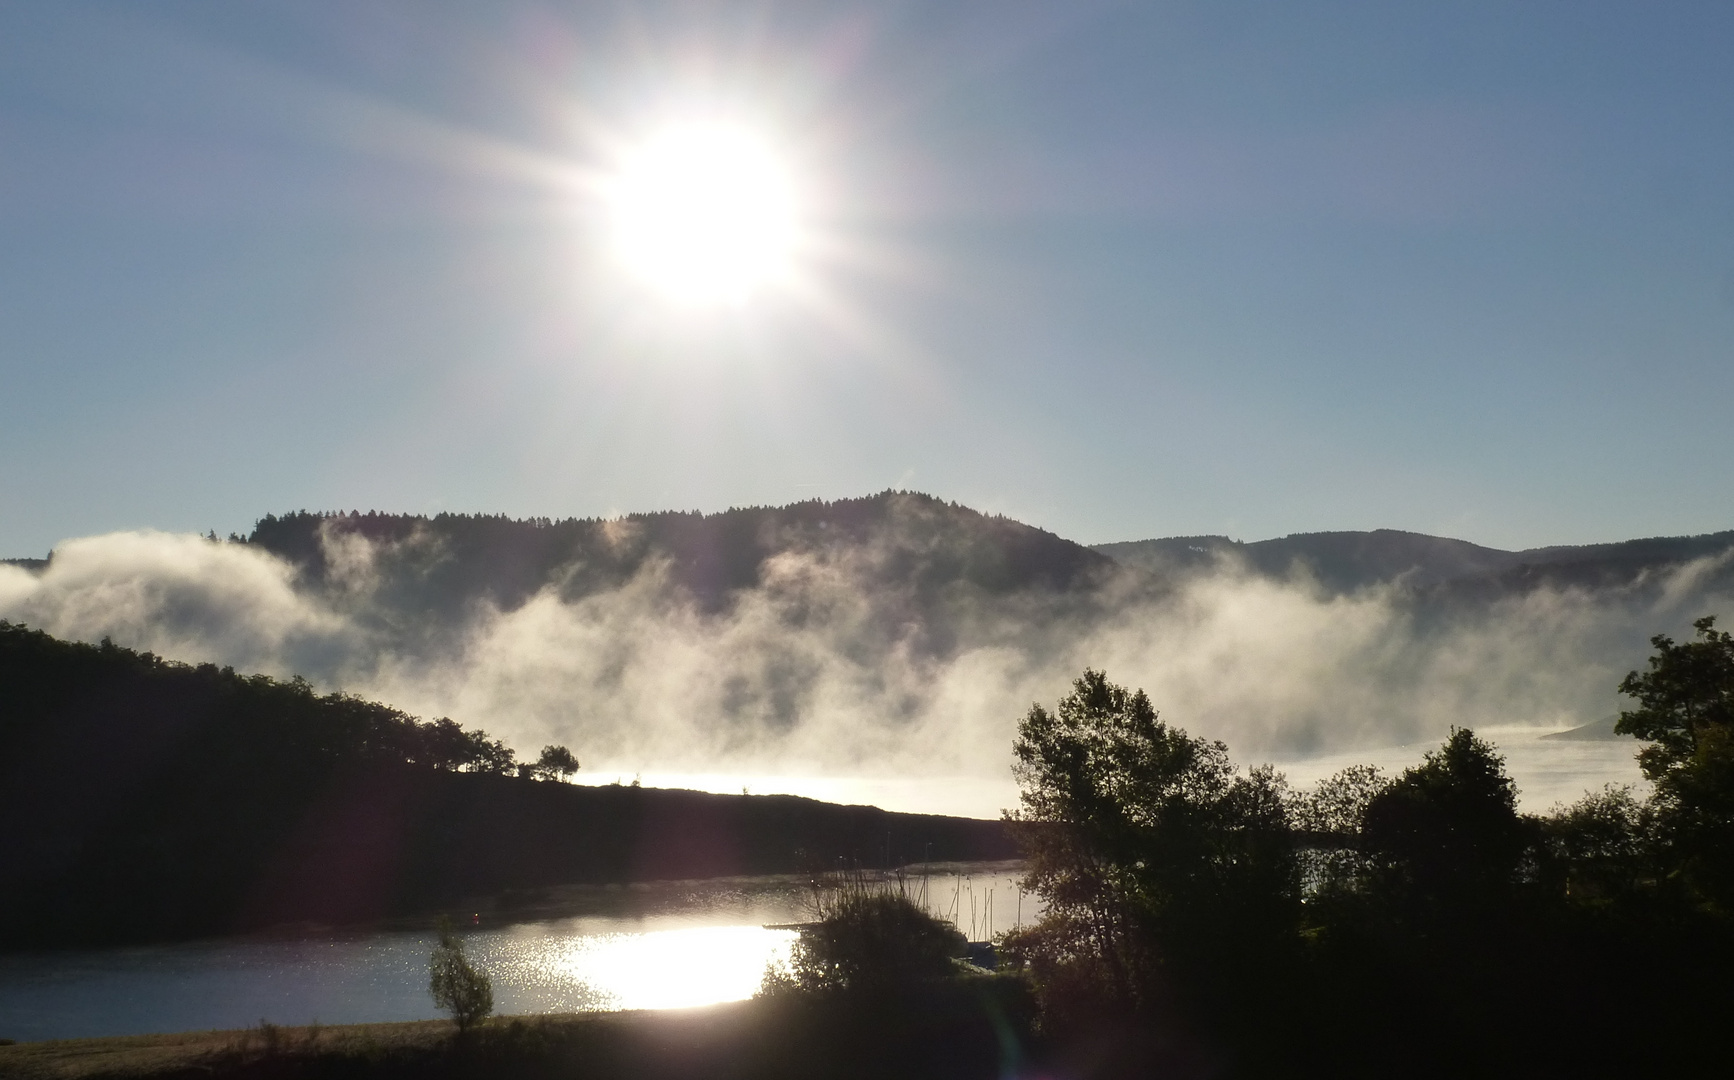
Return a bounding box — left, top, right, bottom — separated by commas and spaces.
4, 728, 1635, 1046
0, 864, 1033, 1043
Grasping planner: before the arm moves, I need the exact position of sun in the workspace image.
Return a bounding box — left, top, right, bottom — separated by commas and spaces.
606, 123, 800, 305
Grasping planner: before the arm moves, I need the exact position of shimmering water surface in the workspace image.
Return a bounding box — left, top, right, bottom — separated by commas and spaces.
0, 864, 1031, 1042
0, 731, 1644, 1044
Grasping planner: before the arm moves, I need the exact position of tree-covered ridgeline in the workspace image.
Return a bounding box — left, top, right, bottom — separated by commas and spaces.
0, 622, 1015, 951
243, 492, 1113, 618
0, 620, 557, 946
1004, 622, 1734, 1078
0, 619, 551, 778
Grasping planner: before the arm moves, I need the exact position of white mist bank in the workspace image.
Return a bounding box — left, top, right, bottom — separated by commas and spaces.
582, 726, 1647, 820
0, 528, 1718, 814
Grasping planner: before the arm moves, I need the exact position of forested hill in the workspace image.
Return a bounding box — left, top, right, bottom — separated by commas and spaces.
242, 495, 1733, 614
246, 491, 1112, 616
0, 623, 1014, 951
14, 496, 1725, 609
1094, 527, 1734, 596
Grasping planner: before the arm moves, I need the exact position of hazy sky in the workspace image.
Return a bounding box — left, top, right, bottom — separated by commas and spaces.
4, 0, 1731, 558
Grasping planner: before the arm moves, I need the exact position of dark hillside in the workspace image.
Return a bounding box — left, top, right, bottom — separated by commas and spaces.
0, 623, 1012, 951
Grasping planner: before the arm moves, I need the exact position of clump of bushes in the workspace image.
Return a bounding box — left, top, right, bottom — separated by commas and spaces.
762, 873, 967, 997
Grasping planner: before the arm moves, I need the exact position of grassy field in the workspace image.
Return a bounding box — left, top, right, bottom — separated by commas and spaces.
0, 1017, 444, 1078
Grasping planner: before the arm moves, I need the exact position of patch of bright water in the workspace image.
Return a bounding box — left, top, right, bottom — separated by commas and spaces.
0, 866, 1033, 1042
483, 924, 795, 1013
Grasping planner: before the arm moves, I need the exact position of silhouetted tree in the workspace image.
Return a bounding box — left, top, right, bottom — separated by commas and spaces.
994, 658, 1734, 1077
1539, 785, 1654, 904
1618, 616, 1734, 907
462, 729, 518, 775
416, 716, 518, 774
1360, 727, 1530, 912
1618, 615, 1734, 781
1293, 763, 1390, 901
1004, 669, 1298, 1023
522, 744, 579, 782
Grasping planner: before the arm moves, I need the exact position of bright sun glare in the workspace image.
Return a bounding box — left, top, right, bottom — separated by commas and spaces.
608, 123, 799, 304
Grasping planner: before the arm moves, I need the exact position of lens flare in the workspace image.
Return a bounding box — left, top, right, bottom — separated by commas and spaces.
556, 926, 796, 1009
607, 123, 799, 304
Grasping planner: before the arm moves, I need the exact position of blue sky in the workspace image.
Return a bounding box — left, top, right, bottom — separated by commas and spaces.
3, 0, 1731, 557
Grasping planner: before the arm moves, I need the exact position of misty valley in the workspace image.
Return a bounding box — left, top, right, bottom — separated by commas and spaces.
12, 0, 1734, 1072
3, 493, 1733, 1078
4, 492, 1727, 789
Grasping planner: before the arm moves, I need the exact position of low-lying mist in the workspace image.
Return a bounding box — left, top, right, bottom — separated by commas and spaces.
4, 521, 1727, 813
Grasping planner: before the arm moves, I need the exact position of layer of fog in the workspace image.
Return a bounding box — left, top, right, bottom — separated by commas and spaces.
6, 528, 1727, 815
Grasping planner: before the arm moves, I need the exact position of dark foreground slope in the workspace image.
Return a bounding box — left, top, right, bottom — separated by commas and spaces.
0, 986, 1039, 1080
0, 624, 1012, 951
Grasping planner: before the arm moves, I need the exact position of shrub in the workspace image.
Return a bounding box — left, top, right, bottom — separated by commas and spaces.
429, 915, 494, 1030
764, 873, 966, 997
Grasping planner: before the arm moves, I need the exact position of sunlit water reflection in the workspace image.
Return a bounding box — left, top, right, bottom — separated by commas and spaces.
0, 865, 1031, 1042
0, 731, 1646, 1044
486, 925, 796, 1012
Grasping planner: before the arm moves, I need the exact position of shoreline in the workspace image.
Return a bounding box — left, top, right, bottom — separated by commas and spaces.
0, 859, 1027, 960
0, 982, 1032, 1080
0, 1011, 633, 1077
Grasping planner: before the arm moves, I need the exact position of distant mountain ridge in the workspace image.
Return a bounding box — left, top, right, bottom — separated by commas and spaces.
1093, 528, 1734, 595
9, 502, 1730, 605
245, 490, 1113, 618
5, 496, 1730, 777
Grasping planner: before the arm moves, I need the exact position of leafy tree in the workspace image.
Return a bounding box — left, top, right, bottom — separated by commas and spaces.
1294, 763, 1389, 842
1359, 728, 1530, 911
1617, 615, 1734, 781
462, 729, 518, 775
1655, 727, 1734, 908
1539, 785, 1654, 904
418, 717, 479, 770
429, 915, 493, 1031
1616, 617, 1734, 906
416, 717, 518, 774
1293, 764, 1389, 899
521, 744, 579, 782
1004, 669, 1298, 1019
